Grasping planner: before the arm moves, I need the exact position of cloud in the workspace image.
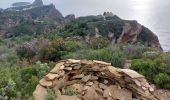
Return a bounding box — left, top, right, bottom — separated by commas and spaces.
0, 0, 133, 17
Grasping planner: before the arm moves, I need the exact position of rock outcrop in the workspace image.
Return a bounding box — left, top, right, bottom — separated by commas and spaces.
65, 14, 76, 23
6, 0, 44, 11
33, 59, 168, 100
103, 12, 114, 17
0, 4, 64, 37
63, 14, 162, 50
1, 2, 162, 50
32, 0, 43, 7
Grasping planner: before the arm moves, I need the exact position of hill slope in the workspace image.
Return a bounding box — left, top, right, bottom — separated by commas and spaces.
0, 5, 162, 50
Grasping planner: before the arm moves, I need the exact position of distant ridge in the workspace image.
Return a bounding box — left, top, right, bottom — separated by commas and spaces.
11, 2, 31, 7
6, 0, 44, 11
32, 0, 43, 6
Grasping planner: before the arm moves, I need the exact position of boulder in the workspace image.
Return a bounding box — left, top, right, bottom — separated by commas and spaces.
33, 85, 48, 100
39, 78, 53, 87
154, 89, 170, 100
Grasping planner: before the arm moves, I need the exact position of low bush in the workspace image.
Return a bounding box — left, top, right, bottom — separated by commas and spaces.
47, 88, 56, 100
143, 51, 160, 60
36, 61, 50, 78
131, 59, 166, 81
154, 73, 170, 89
87, 47, 125, 67
123, 44, 153, 59
161, 53, 170, 66
38, 39, 66, 61
65, 41, 82, 52
89, 37, 110, 49
22, 76, 39, 96
16, 42, 37, 61
131, 59, 170, 90
64, 46, 126, 68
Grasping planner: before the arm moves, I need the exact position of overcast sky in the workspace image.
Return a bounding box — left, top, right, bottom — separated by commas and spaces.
0, 0, 133, 17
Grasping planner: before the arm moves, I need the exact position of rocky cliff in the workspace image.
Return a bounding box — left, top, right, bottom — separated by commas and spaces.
0, 3, 162, 50
0, 4, 65, 37
33, 59, 170, 100
62, 14, 162, 50
32, 0, 43, 7
6, 0, 44, 11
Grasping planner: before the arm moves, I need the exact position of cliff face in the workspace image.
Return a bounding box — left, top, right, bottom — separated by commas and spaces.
33, 59, 169, 100
62, 14, 162, 50
0, 4, 65, 37
32, 0, 43, 7
6, 0, 44, 11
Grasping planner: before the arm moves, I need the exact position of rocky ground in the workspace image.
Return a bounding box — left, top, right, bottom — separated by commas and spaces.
33, 59, 170, 100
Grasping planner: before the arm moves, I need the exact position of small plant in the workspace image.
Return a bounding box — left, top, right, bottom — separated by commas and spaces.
131, 59, 166, 81
89, 37, 110, 49
154, 73, 170, 89
22, 76, 39, 96
16, 42, 36, 61
131, 58, 170, 90
63, 87, 77, 96
65, 41, 81, 52
20, 67, 37, 82
143, 51, 159, 59
86, 46, 126, 67
123, 44, 148, 59
36, 61, 49, 78
47, 88, 56, 100
0, 79, 17, 99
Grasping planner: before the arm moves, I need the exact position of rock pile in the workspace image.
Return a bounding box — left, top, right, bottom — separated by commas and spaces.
33, 59, 162, 100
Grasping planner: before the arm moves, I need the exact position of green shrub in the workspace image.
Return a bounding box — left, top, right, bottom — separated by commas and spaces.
123, 44, 152, 59
20, 67, 37, 82
161, 53, 170, 66
131, 58, 170, 90
0, 78, 17, 99
143, 51, 160, 60
0, 68, 11, 88
38, 39, 67, 61
87, 47, 125, 67
65, 41, 81, 52
64, 46, 126, 68
16, 43, 36, 61
5, 52, 19, 68
47, 88, 56, 100
154, 73, 170, 89
131, 59, 166, 81
36, 61, 50, 78
63, 87, 77, 96
5, 79, 17, 98
22, 76, 39, 96
89, 37, 110, 49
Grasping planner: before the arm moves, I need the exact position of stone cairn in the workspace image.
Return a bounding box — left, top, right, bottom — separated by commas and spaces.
33, 59, 162, 100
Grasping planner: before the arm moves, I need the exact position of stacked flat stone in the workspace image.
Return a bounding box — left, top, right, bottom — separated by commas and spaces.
33, 59, 163, 100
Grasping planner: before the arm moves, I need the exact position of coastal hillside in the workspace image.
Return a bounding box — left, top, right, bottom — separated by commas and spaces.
0, 5, 161, 50
0, 0, 170, 99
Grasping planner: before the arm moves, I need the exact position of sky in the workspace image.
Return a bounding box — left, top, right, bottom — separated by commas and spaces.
0, 0, 132, 17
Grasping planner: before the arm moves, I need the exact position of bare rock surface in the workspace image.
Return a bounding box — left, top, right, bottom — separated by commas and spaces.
33, 85, 48, 100
33, 59, 169, 100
